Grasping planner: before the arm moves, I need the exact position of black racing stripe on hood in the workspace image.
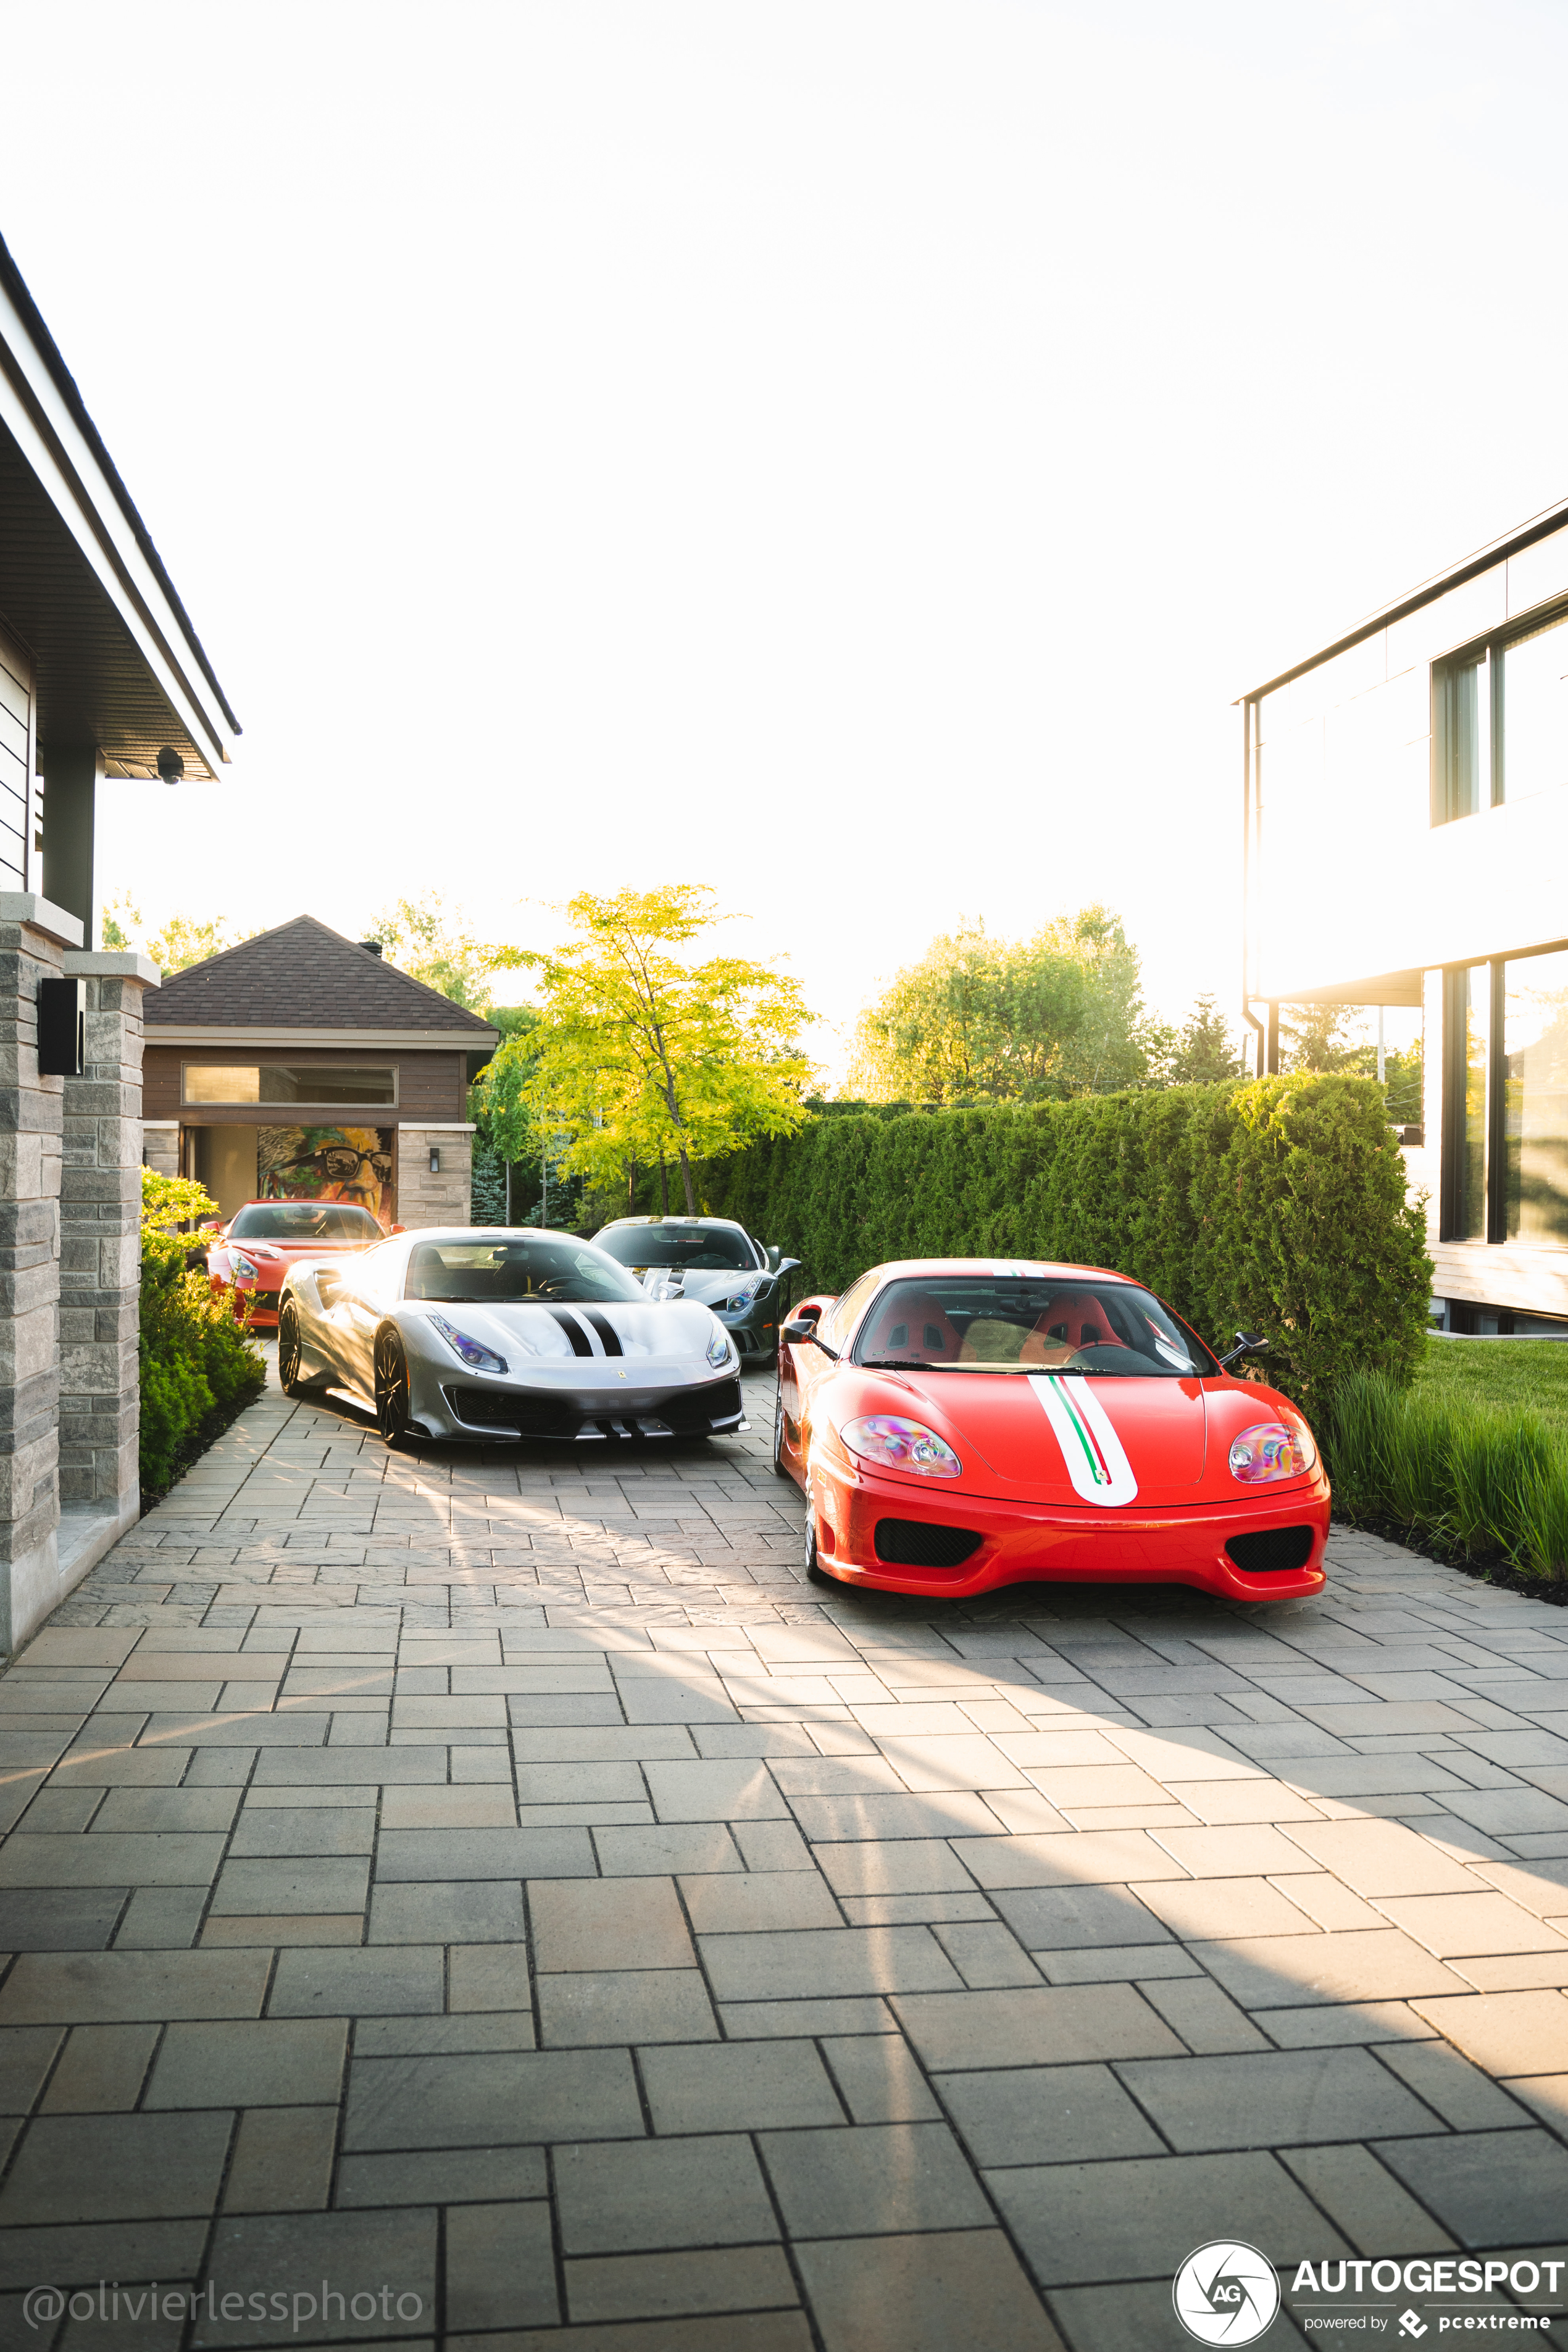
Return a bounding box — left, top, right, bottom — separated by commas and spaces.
580, 1309, 623, 1356
546, 1306, 594, 1357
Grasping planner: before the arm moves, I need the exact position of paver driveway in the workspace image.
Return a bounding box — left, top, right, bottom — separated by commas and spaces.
1, 1364, 1567, 2351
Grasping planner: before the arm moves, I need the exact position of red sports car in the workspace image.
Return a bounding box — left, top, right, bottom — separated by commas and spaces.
773, 1259, 1328, 1603
207, 1200, 391, 1330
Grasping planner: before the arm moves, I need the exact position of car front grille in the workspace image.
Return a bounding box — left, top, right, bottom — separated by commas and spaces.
445, 1376, 743, 1442
659, 1377, 742, 1433
874, 1519, 984, 1569
446, 1387, 577, 1437
1225, 1525, 1317, 1574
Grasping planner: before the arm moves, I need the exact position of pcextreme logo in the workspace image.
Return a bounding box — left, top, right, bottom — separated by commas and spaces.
1173, 2242, 1283, 2344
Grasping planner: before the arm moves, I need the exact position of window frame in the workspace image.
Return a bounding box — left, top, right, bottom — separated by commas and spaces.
180, 1062, 400, 1108
1433, 594, 1568, 825
1442, 940, 1568, 1246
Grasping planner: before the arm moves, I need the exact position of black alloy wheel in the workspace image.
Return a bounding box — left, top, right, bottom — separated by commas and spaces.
278, 1302, 307, 1398
374, 1328, 415, 1448
772, 1382, 791, 1479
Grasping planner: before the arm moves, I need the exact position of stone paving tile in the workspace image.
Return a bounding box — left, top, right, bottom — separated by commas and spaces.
10, 1364, 1568, 2340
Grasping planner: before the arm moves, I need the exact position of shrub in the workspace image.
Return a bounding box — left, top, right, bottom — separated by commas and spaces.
139, 1171, 266, 1499
701, 1075, 1431, 1413
1321, 1371, 1568, 1579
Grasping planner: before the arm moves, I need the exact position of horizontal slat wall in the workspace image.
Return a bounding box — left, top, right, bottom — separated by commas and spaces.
0, 632, 30, 890
144, 1046, 469, 1124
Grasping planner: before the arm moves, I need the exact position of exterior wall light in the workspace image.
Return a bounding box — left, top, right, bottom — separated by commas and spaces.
428, 1146, 441, 1174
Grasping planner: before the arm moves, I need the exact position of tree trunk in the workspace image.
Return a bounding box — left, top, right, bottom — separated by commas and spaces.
659, 1154, 669, 1215
677, 1143, 696, 1215
627, 1157, 636, 1213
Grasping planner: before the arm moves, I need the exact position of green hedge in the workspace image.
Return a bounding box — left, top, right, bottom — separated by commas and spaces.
701, 1075, 1432, 1412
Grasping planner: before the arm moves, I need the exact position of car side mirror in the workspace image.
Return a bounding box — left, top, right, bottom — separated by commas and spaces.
775, 1257, 801, 1280
780, 1319, 818, 1345
765, 1245, 782, 1271
390, 1224, 406, 1235
1217, 1329, 1268, 1369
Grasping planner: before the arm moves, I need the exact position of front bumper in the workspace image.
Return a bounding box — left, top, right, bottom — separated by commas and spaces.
809, 1458, 1332, 1602
715, 1304, 778, 1359
408, 1364, 747, 1444
219, 1281, 280, 1328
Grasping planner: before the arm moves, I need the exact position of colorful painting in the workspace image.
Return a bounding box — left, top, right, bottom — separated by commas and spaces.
257, 1126, 395, 1228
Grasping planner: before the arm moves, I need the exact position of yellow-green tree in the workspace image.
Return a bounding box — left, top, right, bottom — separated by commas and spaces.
495, 885, 814, 1214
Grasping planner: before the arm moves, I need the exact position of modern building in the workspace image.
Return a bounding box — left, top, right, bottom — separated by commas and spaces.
1241, 498, 1568, 1333
0, 229, 238, 1643
142, 915, 496, 1230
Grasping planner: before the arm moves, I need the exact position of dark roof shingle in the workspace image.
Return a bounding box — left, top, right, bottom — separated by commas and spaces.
144, 915, 495, 1033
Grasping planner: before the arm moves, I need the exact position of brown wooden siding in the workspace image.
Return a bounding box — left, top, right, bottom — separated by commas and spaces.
143, 1046, 470, 1124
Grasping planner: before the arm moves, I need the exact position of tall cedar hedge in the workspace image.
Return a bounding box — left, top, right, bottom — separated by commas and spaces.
699, 1075, 1432, 1413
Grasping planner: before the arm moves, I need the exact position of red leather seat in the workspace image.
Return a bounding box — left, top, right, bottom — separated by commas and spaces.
863, 1295, 962, 1362
1019, 1295, 1125, 1363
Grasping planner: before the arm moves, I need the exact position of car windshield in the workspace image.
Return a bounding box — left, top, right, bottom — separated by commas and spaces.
228, 1204, 383, 1243
404, 1237, 646, 1305
594, 1223, 757, 1271
851, 1277, 1217, 1377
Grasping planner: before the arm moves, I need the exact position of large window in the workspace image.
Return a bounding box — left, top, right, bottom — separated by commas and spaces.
1445, 946, 1568, 1248
1454, 965, 1489, 1240
1437, 605, 1568, 822
1504, 949, 1568, 1245
182, 1064, 397, 1106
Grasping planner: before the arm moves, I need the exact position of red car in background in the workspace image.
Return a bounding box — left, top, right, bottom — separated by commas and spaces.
207, 1200, 391, 1330
773, 1258, 1330, 1604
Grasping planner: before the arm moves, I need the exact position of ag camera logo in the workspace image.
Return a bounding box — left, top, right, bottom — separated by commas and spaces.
1173, 2241, 1282, 2344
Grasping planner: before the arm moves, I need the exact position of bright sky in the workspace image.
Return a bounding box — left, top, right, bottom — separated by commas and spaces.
6, 1, 1568, 1078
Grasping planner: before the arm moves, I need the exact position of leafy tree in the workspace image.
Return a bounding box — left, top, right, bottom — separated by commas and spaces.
367, 890, 521, 1013
1280, 1003, 1424, 1125
1164, 993, 1248, 1085
846, 907, 1155, 1104
499, 884, 813, 1215
1279, 1003, 1364, 1074
101, 898, 259, 971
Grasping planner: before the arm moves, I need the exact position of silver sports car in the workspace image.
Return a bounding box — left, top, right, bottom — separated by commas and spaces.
591, 1216, 800, 1365
276, 1227, 747, 1448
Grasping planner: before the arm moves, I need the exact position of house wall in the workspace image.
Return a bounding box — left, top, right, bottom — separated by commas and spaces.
1252, 516, 1568, 1004
142, 1045, 469, 1125
1251, 517, 1568, 1323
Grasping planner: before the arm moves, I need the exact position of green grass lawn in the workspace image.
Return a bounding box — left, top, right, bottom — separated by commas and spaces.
1414, 1335, 1568, 1433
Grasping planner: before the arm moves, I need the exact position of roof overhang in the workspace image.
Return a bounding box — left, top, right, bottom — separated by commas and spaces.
0, 238, 239, 778
1237, 490, 1568, 707
1249, 969, 1425, 1009
145, 1027, 501, 1049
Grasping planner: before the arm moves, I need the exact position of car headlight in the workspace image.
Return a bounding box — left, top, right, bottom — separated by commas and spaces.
429, 1314, 509, 1374
706, 1325, 735, 1369
1228, 1419, 1316, 1483
838, 1415, 962, 1478
230, 1252, 260, 1285
724, 1276, 765, 1311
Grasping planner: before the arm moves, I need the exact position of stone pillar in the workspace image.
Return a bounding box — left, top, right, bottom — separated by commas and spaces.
0, 891, 84, 1655
142, 1122, 179, 1179
396, 1124, 475, 1230
60, 953, 159, 1582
